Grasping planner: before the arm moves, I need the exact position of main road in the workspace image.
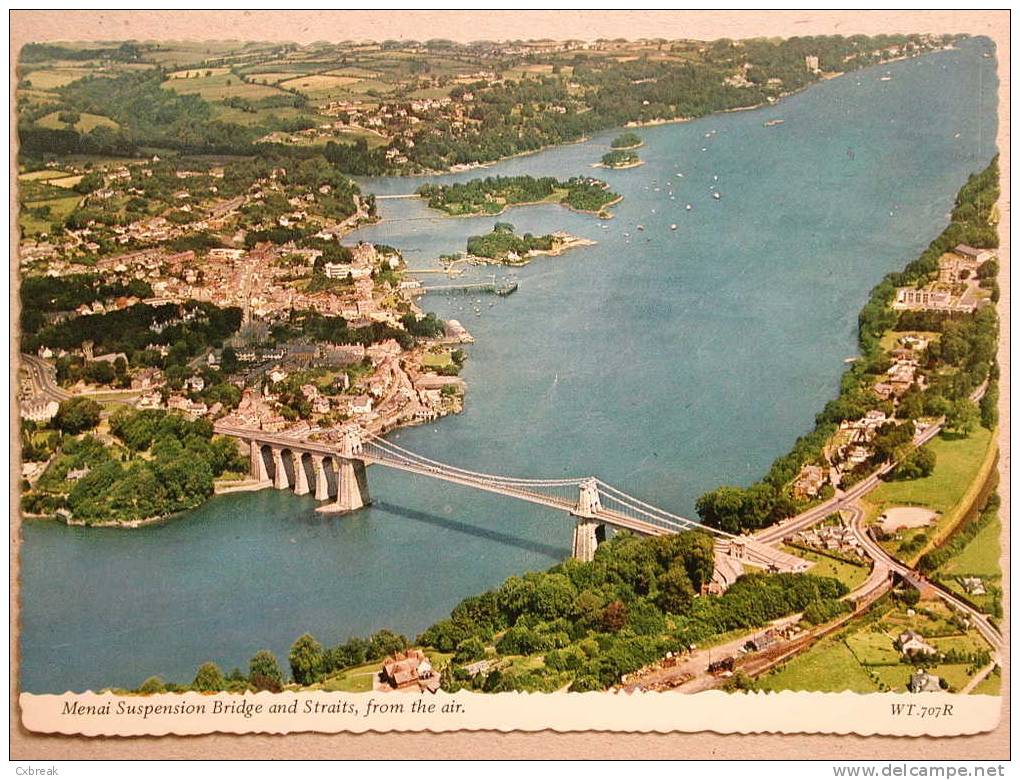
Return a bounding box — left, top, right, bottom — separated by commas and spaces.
755, 380, 988, 546
20, 353, 71, 403
846, 502, 1002, 652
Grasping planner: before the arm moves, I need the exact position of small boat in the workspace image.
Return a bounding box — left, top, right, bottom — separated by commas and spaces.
712, 192, 721, 200
763, 119, 784, 128
623, 232, 630, 238
670, 224, 677, 231
713, 175, 718, 181
676, 173, 684, 178
636, 225, 645, 231
701, 147, 707, 152
879, 74, 892, 82
685, 203, 692, 211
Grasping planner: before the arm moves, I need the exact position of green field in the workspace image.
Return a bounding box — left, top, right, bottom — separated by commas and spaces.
780, 546, 871, 591
868, 428, 992, 514
37, 111, 119, 133
866, 427, 995, 562
210, 103, 309, 127
844, 631, 899, 665
970, 667, 1001, 696
18, 194, 82, 237
938, 514, 1001, 578
758, 638, 878, 693
163, 71, 285, 101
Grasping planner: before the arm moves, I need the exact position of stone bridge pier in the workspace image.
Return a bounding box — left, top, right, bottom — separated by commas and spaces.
316, 426, 371, 514
242, 427, 372, 514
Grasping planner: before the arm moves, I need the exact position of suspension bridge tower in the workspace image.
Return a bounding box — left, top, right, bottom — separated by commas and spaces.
317, 425, 372, 514
570, 478, 605, 562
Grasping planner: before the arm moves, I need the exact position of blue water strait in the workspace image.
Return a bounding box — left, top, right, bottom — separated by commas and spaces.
20, 39, 997, 693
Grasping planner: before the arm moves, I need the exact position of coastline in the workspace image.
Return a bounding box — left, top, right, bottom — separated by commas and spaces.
401, 46, 954, 175
592, 159, 644, 170
465, 233, 597, 266
420, 194, 618, 220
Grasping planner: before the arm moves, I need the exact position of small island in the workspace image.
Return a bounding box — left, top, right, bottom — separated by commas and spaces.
610, 131, 644, 150
464, 222, 595, 266
417, 175, 622, 218
598, 149, 643, 169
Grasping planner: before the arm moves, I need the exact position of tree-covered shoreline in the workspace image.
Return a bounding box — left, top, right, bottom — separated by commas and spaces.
17, 34, 957, 174
695, 156, 1000, 534
417, 174, 621, 217
124, 531, 849, 695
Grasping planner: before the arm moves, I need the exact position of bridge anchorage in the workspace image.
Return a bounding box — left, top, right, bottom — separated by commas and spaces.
214, 421, 810, 585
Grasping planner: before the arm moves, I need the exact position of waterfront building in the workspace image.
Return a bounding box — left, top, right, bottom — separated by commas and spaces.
893, 287, 952, 310
379, 649, 439, 692
954, 244, 996, 265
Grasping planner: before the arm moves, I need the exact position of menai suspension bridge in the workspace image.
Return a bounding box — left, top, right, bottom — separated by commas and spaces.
214, 422, 810, 585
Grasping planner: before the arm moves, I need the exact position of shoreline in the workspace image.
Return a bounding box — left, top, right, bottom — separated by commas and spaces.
592, 159, 644, 170
465, 233, 597, 266
420, 194, 618, 220
398, 46, 953, 176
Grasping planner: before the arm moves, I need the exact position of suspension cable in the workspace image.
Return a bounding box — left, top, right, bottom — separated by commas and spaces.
364, 434, 585, 486
595, 479, 735, 538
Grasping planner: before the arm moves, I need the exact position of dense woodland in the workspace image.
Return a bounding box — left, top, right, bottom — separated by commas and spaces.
466, 221, 557, 261
695, 157, 1000, 534
22, 408, 246, 523
417, 174, 620, 216
127, 531, 848, 694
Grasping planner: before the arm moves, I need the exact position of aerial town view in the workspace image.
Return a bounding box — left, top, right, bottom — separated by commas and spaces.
14, 27, 1003, 707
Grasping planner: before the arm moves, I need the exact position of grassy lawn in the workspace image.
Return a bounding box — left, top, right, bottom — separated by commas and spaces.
868, 663, 912, 692
929, 632, 987, 656
878, 330, 941, 353
932, 663, 974, 692
780, 546, 870, 591
970, 667, 1001, 696
19, 194, 82, 237
758, 638, 878, 693
865, 427, 995, 564
422, 350, 455, 370
320, 661, 379, 693
939, 514, 1001, 578
845, 631, 899, 665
